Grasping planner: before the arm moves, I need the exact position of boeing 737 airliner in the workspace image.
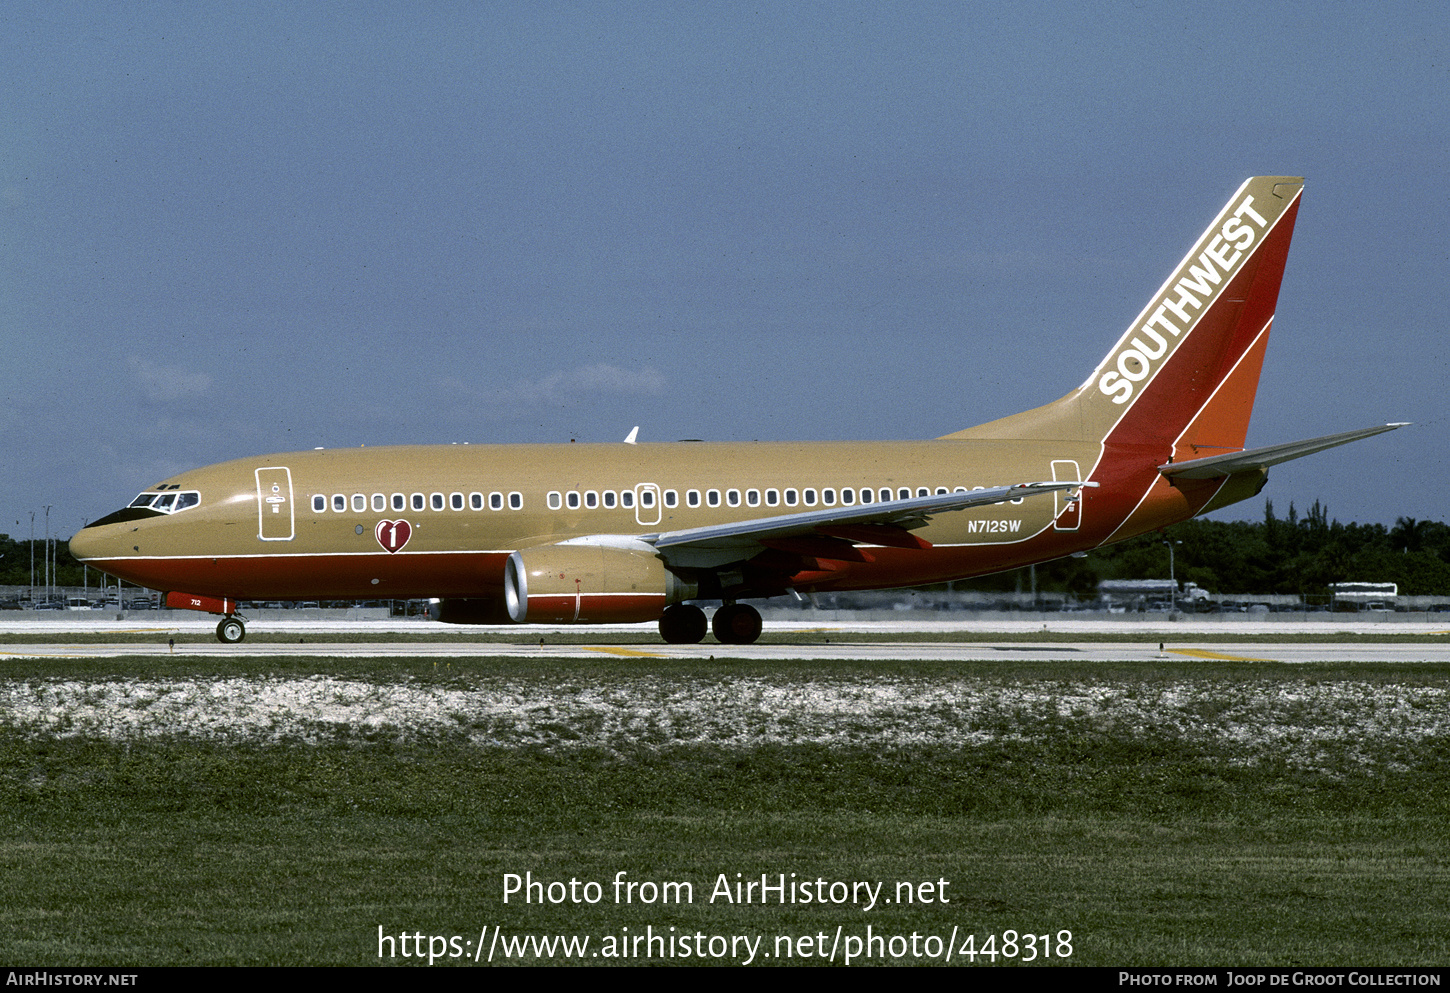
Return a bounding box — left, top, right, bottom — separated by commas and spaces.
69, 176, 1404, 644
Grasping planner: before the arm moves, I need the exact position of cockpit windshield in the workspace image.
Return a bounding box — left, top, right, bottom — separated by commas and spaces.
129, 489, 200, 514
85, 488, 202, 529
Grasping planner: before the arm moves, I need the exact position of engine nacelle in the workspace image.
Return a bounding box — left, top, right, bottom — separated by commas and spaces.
504, 539, 696, 623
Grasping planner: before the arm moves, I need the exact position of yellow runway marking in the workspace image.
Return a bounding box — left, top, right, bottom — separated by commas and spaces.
1168, 648, 1278, 662
583, 646, 670, 658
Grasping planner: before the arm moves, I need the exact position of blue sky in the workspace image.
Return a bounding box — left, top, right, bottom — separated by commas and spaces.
3, 1, 1445, 541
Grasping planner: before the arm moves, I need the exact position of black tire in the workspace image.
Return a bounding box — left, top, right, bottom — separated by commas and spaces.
659, 603, 708, 644
216, 616, 246, 644
711, 603, 762, 645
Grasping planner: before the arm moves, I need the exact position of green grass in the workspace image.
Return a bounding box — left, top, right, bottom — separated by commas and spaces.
1, 657, 1447, 966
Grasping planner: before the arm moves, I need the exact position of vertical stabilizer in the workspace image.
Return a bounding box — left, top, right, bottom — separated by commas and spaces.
943, 176, 1304, 452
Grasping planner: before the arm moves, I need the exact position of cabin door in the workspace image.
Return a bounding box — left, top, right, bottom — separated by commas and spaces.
255, 466, 295, 541
1050, 460, 1082, 532
634, 483, 662, 526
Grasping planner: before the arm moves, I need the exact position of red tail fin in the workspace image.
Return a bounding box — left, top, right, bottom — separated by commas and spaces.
943, 176, 1304, 453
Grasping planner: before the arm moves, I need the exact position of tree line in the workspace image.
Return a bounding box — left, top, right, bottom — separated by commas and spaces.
961, 501, 1450, 599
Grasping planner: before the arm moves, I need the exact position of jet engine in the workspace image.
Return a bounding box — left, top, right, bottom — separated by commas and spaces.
504, 539, 697, 623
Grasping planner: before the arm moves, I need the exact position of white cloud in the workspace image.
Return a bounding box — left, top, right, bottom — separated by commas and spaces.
127, 357, 212, 403
478, 363, 667, 406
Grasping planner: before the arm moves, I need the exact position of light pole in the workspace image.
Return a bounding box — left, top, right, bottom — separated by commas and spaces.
1163, 539, 1182, 617
44, 506, 52, 603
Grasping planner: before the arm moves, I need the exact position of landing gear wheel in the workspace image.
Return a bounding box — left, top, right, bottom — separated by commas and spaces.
216, 616, 246, 644
659, 603, 708, 644
712, 603, 762, 645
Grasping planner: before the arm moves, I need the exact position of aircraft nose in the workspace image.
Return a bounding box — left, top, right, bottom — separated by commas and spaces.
69, 523, 120, 563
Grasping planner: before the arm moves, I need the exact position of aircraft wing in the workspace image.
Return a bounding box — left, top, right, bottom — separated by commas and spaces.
1159, 423, 1408, 480
641, 480, 1094, 565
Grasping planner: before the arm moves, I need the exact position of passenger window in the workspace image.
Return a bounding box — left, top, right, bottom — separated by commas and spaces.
373, 494, 387, 511
313, 495, 326, 513
488, 492, 502, 511
585, 491, 598, 509
333, 494, 346, 512
726, 489, 741, 507
431, 493, 445, 511
393, 493, 406, 511
566, 491, 580, 509
879, 488, 893, 503
821, 488, 835, 506
353, 494, 366, 512
842, 488, 856, 505
547, 491, 562, 510
470, 492, 484, 511
859, 489, 872, 505
897, 488, 910, 500
784, 488, 798, 506
707, 489, 721, 507
936, 487, 949, 495
687, 489, 701, 508
917, 488, 929, 498
640, 489, 655, 508
802, 488, 816, 507
412, 493, 426, 511
509, 492, 522, 510
764, 489, 779, 507
621, 490, 634, 508
664, 489, 678, 508
603, 490, 617, 508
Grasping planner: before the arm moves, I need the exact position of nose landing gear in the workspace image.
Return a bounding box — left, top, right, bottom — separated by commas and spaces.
216, 615, 246, 644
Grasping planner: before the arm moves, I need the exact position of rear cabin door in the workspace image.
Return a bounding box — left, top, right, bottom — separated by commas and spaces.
1050, 460, 1082, 532
255, 467, 295, 541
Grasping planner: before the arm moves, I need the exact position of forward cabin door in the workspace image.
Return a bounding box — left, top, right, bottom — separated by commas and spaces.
255, 466, 295, 541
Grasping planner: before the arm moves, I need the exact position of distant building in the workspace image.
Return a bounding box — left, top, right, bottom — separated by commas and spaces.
1329, 582, 1397, 611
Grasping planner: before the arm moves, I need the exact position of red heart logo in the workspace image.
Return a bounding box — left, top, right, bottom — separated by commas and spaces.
374, 519, 412, 552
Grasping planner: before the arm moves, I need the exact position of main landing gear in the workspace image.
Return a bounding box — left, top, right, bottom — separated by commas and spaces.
712, 603, 763, 645
216, 615, 246, 644
656, 602, 763, 645
659, 603, 708, 644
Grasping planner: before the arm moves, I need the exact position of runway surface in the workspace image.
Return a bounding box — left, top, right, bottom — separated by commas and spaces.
5, 644, 1450, 663
3, 618, 1449, 663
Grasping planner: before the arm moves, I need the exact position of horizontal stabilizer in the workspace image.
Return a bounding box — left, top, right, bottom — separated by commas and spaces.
1159, 423, 1407, 480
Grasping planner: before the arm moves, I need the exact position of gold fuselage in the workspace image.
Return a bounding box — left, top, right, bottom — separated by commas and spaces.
68, 432, 1242, 603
